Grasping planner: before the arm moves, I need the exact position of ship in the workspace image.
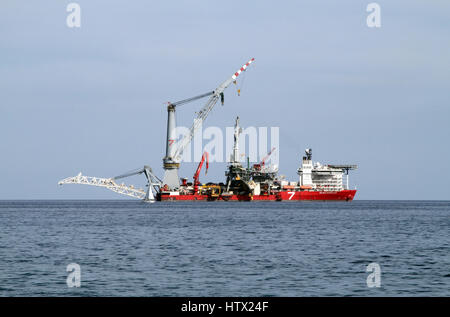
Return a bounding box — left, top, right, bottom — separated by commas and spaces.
159, 117, 357, 202
58, 58, 357, 202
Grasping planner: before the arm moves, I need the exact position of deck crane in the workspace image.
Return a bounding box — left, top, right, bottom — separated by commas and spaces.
253, 147, 276, 171
58, 166, 162, 201
193, 152, 209, 194
162, 58, 255, 190
261, 147, 276, 167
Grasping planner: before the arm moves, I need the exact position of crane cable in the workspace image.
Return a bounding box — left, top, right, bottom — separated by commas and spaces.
112, 167, 144, 180
233, 65, 250, 96
237, 69, 247, 96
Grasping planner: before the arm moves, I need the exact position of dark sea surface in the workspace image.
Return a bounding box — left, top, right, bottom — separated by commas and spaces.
0, 200, 449, 297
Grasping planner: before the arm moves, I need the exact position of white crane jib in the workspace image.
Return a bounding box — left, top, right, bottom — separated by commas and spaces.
162, 58, 255, 190
58, 166, 162, 201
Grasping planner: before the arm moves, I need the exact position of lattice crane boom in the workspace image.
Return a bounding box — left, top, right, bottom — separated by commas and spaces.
172, 58, 255, 162
58, 173, 146, 200
58, 166, 162, 201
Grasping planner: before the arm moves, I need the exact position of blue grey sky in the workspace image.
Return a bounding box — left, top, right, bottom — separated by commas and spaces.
1, 1, 449, 200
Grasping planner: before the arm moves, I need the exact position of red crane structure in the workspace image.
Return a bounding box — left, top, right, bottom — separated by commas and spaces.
193, 152, 209, 193
253, 147, 276, 171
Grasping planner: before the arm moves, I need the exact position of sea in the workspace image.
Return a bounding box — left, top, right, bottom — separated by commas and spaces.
0, 200, 449, 296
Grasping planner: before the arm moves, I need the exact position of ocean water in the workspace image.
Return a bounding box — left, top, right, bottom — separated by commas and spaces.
0, 200, 448, 297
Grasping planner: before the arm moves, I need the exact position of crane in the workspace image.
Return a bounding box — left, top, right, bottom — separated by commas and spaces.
162, 58, 255, 189
193, 152, 209, 193
261, 147, 276, 167
58, 166, 162, 201
112, 166, 162, 200
252, 147, 276, 171
173, 58, 255, 161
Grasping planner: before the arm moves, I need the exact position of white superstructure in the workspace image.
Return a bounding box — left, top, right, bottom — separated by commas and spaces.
297, 149, 357, 191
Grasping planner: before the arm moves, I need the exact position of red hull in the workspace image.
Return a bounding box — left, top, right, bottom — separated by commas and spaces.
159, 190, 356, 201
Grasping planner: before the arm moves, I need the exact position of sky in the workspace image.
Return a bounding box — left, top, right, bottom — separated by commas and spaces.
1, 0, 449, 200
